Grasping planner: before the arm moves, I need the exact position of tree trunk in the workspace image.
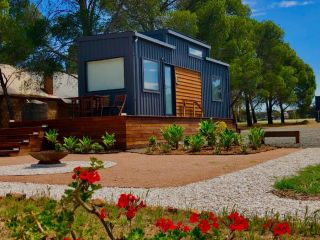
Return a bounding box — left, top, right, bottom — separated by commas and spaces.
0, 68, 15, 120
245, 95, 253, 127
266, 98, 273, 125
249, 98, 258, 124
279, 102, 285, 124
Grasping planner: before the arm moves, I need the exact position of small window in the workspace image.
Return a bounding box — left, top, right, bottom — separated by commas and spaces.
87, 57, 124, 92
143, 59, 159, 91
189, 47, 203, 58
212, 76, 222, 101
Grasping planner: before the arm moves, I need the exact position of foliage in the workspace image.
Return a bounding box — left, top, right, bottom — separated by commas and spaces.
62, 136, 78, 153
215, 121, 227, 136
102, 132, 116, 150
188, 134, 205, 152
161, 124, 184, 149
199, 119, 216, 147
76, 136, 92, 153
183, 136, 191, 150
44, 129, 59, 144
240, 143, 248, 154
91, 142, 105, 153
160, 143, 172, 153
219, 129, 236, 150
148, 136, 157, 149
248, 127, 265, 150
274, 165, 320, 195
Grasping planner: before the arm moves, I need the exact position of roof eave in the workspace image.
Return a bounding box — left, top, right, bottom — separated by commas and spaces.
205, 57, 229, 67
134, 32, 176, 50
167, 30, 211, 49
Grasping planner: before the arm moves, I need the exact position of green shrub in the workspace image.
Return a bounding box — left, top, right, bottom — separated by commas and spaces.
183, 136, 191, 150
91, 142, 104, 153
148, 136, 157, 148
160, 124, 184, 149
199, 119, 216, 147
160, 143, 172, 153
188, 134, 205, 152
101, 132, 116, 150
248, 127, 265, 150
220, 129, 236, 150
62, 136, 78, 152
76, 136, 92, 153
45, 129, 58, 144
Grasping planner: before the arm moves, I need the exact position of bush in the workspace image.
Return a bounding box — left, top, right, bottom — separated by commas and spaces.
91, 142, 105, 153
101, 132, 116, 150
183, 136, 191, 150
76, 136, 92, 153
62, 136, 78, 153
220, 129, 236, 150
215, 121, 227, 136
148, 136, 157, 149
199, 119, 216, 147
44, 129, 58, 144
161, 124, 184, 149
189, 134, 205, 152
248, 127, 265, 150
160, 143, 172, 153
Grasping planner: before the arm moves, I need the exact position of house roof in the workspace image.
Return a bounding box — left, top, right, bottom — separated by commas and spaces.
0, 64, 78, 100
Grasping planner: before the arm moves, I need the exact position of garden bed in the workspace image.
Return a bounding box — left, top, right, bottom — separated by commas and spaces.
139, 144, 277, 155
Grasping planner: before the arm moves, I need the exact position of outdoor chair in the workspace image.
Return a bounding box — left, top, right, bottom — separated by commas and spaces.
103, 94, 127, 116
99, 95, 110, 116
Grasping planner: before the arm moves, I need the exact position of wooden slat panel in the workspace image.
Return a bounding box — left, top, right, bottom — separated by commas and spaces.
175, 67, 202, 117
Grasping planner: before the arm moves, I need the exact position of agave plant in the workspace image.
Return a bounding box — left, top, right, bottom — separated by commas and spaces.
44, 129, 58, 144
62, 136, 78, 153
76, 136, 92, 153
248, 127, 265, 150
199, 119, 216, 147
220, 129, 236, 150
161, 124, 184, 149
102, 132, 116, 150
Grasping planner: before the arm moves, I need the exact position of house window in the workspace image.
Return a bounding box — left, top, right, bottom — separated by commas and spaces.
212, 76, 222, 101
188, 47, 203, 58
87, 57, 125, 92
143, 59, 159, 91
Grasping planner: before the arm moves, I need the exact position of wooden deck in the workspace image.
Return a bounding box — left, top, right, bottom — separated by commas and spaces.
8, 116, 236, 151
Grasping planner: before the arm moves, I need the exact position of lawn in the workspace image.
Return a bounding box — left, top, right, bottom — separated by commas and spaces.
237, 118, 314, 130
274, 165, 320, 196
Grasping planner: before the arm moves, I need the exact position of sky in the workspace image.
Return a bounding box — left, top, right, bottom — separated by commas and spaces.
244, 0, 320, 96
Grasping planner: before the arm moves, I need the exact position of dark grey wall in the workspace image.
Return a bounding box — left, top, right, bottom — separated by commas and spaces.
77, 33, 135, 114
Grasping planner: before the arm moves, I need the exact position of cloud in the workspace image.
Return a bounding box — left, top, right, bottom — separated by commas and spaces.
273, 1, 314, 8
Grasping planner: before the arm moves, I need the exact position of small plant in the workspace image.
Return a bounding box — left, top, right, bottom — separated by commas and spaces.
160, 143, 172, 153
189, 134, 205, 152
215, 121, 227, 136
148, 136, 157, 148
214, 143, 222, 155
199, 119, 216, 147
76, 136, 92, 153
161, 124, 184, 149
240, 143, 248, 154
91, 142, 105, 153
44, 129, 58, 144
54, 143, 64, 152
248, 127, 265, 150
220, 129, 236, 150
183, 136, 191, 150
62, 136, 78, 152
101, 132, 116, 150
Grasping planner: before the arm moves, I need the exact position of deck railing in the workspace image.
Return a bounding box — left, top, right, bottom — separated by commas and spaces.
182, 99, 203, 117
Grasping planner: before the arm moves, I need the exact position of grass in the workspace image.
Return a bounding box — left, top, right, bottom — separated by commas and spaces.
237, 118, 314, 130
274, 165, 320, 195
1, 196, 320, 239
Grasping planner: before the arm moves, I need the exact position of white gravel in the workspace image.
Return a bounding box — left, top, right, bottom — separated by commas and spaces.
0, 161, 116, 176
1, 148, 320, 217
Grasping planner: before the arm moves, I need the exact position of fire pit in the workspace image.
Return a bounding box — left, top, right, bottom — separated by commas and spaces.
29, 151, 68, 167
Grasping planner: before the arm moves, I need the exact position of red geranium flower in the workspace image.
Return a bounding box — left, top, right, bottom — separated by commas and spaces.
99, 208, 107, 220
87, 171, 100, 184
263, 219, 273, 230
209, 212, 219, 229
126, 206, 137, 220
189, 212, 200, 223
183, 225, 191, 232
79, 170, 90, 181
117, 194, 130, 208
198, 219, 211, 234
273, 222, 291, 236
156, 218, 176, 232
228, 212, 249, 232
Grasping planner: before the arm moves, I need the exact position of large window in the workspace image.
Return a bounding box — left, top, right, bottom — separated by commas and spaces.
212, 76, 222, 101
87, 57, 124, 92
143, 59, 159, 91
188, 47, 203, 58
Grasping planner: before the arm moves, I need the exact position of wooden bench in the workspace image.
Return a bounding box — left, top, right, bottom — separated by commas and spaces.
264, 131, 300, 144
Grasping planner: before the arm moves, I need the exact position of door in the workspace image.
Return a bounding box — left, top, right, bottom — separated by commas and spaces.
164, 65, 175, 115
175, 67, 202, 117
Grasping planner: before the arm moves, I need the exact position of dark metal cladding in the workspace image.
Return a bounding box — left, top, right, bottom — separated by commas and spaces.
77, 30, 231, 118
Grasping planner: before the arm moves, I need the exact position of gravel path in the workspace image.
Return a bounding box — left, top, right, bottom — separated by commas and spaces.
0, 161, 116, 176
1, 148, 319, 217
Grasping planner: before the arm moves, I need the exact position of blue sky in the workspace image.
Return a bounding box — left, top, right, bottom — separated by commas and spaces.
244, 0, 320, 95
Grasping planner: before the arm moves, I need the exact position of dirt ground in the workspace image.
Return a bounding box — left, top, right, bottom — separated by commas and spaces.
0, 148, 299, 188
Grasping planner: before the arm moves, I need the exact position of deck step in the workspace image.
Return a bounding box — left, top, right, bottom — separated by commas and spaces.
0, 126, 45, 135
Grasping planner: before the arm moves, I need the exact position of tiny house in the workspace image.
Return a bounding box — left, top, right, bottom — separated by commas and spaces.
77, 29, 231, 119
